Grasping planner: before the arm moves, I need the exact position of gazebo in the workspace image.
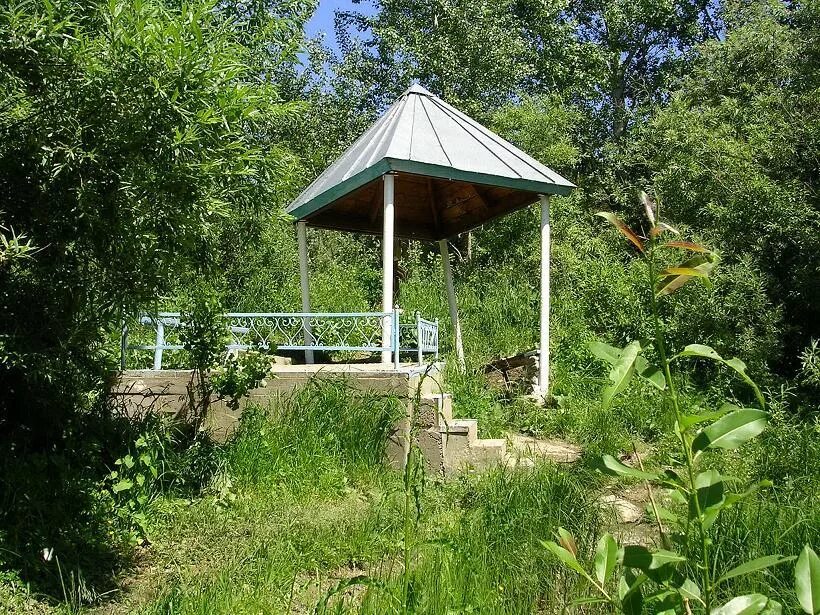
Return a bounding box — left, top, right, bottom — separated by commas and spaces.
288, 84, 575, 396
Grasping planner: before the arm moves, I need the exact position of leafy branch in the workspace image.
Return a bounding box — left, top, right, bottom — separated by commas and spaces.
543, 192, 818, 614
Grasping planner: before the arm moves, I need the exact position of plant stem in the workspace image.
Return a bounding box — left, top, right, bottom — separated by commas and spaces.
632, 442, 667, 544
403, 454, 412, 615
646, 247, 713, 610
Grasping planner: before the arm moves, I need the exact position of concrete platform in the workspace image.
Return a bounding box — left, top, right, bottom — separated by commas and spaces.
110, 361, 543, 476
111, 362, 444, 462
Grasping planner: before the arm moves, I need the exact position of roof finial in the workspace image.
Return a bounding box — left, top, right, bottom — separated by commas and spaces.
403, 82, 433, 97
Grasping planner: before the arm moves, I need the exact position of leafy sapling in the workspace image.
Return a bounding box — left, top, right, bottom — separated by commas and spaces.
543, 192, 817, 614
181, 286, 229, 427
180, 285, 274, 426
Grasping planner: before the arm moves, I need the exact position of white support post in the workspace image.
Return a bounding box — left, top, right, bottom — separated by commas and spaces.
382, 174, 396, 364
153, 320, 165, 371
120, 320, 128, 371
297, 221, 315, 364
416, 311, 423, 366
538, 194, 551, 396
439, 239, 465, 372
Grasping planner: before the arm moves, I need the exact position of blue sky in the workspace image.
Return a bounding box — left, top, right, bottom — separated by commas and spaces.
305, 0, 375, 52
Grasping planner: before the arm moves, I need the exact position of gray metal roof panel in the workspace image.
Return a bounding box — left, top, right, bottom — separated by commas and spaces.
287, 84, 575, 219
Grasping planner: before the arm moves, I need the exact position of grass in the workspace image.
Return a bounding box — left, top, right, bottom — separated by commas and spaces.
355, 464, 604, 614
133, 452, 606, 615
126, 377, 609, 615
48, 378, 608, 615
2, 369, 818, 614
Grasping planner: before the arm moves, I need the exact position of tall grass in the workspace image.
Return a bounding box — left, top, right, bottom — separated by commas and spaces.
139, 379, 406, 614
354, 464, 605, 614
226, 379, 403, 490
131, 379, 619, 615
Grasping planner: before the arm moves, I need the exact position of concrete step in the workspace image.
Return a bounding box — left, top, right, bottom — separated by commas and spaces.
468, 438, 508, 471
415, 393, 453, 429
416, 427, 445, 477
441, 419, 476, 470
506, 433, 583, 464
444, 418, 477, 439
441, 422, 511, 472
413, 365, 446, 397
503, 453, 536, 469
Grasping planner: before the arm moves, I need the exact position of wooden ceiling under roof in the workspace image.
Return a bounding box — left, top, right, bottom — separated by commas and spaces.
304, 171, 540, 241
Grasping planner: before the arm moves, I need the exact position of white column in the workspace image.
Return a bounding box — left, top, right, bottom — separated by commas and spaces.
153, 320, 165, 371
439, 239, 465, 372
297, 221, 314, 364
382, 174, 395, 364
538, 194, 551, 395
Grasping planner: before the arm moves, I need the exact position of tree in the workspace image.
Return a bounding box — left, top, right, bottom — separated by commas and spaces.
0, 0, 304, 440
628, 0, 820, 374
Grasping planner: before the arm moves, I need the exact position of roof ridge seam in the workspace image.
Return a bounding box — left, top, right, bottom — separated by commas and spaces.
433, 95, 569, 185
419, 95, 453, 167
428, 96, 524, 179
344, 96, 405, 177
377, 93, 414, 164
407, 93, 417, 160
287, 105, 397, 211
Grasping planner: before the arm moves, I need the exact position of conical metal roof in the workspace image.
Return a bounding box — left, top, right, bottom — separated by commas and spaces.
287, 84, 575, 240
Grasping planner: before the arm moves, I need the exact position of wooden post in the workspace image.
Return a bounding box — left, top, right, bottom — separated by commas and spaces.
538, 194, 551, 396
439, 239, 465, 372
382, 174, 395, 364
297, 221, 315, 364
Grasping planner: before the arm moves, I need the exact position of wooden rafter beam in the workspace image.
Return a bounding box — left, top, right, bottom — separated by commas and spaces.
467, 183, 491, 213
427, 177, 441, 235
368, 180, 383, 224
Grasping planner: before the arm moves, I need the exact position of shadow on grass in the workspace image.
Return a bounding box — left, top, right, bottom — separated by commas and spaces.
1, 410, 137, 604
0, 388, 220, 606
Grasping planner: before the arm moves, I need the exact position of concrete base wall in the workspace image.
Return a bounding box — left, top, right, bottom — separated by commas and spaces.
111, 363, 445, 468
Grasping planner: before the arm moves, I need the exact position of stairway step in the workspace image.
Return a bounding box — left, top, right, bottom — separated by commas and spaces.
441, 419, 475, 471
415, 393, 453, 428
503, 453, 535, 469
414, 365, 446, 396
416, 427, 445, 477
507, 433, 583, 464
471, 437, 507, 452
470, 438, 507, 466
444, 418, 477, 440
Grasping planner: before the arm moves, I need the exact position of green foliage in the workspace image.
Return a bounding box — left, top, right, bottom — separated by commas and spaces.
1, 0, 819, 612
0, 0, 304, 441
628, 0, 820, 374
0, 409, 222, 605
178, 286, 276, 421
796, 546, 820, 614
545, 194, 815, 613
335, 0, 548, 115
0, 220, 37, 266
211, 350, 273, 412
180, 285, 229, 375
491, 95, 581, 173
800, 341, 820, 388
103, 430, 168, 546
